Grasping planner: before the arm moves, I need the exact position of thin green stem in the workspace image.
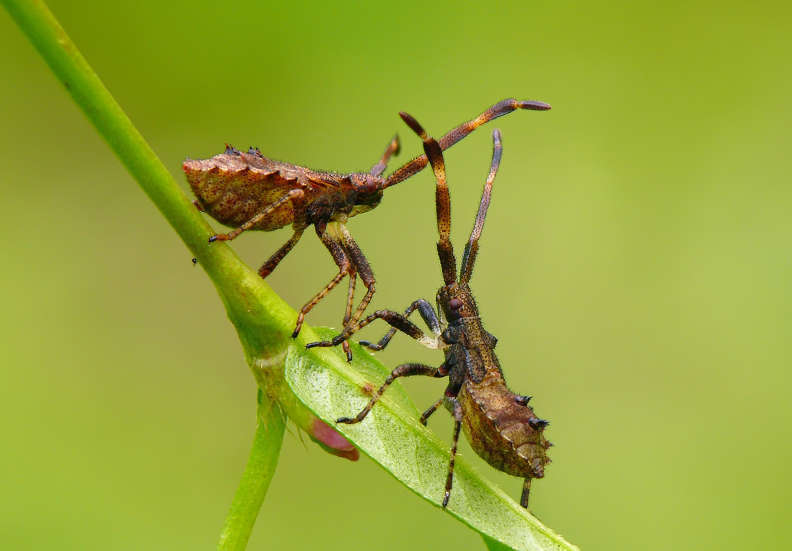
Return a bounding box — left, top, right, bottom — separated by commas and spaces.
2, 1, 299, 547
2, 0, 204, 251
0, 0, 291, 325
218, 394, 286, 551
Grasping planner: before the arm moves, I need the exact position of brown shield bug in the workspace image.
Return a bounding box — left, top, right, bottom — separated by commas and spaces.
184, 99, 550, 360
310, 114, 552, 509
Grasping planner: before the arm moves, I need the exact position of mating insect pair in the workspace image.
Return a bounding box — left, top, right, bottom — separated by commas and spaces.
185, 99, 552, 509
183, 99, 550, 361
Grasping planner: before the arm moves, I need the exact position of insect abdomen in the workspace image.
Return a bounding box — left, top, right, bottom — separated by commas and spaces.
183, 149, 305, 231
459, 378, 551, 479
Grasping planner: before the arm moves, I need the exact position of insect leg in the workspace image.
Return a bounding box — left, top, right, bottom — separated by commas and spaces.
369, 134, 400, 177
340, 271, 357, 362
257, 227, 305, 278
336, 363, 441, 424
520, 478, 532, 509
291, 225, 351, 338
419, 397, 445, 426
384, 98, 550, 189
443, 398, 464, 508
337, 226, 377, 333
360, 299, 441, 351
209, 189, 303, 242
306, 307, 438, 350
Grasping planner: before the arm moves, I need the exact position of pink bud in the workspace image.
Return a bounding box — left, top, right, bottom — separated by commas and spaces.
309, 418, 359, 461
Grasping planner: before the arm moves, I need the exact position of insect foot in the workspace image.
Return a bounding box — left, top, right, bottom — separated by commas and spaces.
186, 99, 550, 359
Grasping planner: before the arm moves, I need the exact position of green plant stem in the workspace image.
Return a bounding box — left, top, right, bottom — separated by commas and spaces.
218, 395, 286, 551
0, 0, 288, 320
3, 0, 205, 254
2, 1, 299, 546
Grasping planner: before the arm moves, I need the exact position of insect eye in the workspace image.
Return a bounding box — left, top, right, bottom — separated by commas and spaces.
449, 298, 462, 311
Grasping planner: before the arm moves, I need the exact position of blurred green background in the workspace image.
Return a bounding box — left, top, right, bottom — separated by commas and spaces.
2, 1, 790, 549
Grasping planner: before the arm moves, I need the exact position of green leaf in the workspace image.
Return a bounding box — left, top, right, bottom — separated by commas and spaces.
285, 329, 579, 551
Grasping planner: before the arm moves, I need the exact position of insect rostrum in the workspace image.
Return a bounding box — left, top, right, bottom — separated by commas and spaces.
183, 99, 550, 361
308, 113, 552, 510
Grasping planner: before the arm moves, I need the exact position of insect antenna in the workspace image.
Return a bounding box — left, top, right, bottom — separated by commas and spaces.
383, 98, 549, 189
459, 129, 503, 284
399, 112, 457, 285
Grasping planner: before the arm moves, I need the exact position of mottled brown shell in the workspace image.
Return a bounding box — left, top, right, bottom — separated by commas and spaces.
458, 374, 551, 479
183, 146, 355, 231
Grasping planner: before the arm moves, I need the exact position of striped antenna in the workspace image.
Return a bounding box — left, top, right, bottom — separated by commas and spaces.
384, 98, 548, 189
399, 112, 457, 285
459, 129, 503, 284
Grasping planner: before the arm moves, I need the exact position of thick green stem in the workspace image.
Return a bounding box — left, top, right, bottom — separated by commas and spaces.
218, 394, 286, 551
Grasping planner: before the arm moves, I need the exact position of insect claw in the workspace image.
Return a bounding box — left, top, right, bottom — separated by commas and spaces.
224, 143, 240, 155
544, 440, 554, 448
208, 235, 218, 243
442, 492, 450, 508
336, 417, 355, 424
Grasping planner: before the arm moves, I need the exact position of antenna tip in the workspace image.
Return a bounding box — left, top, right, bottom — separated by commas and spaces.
399, 111, 428, 140
519, 100, 552, 111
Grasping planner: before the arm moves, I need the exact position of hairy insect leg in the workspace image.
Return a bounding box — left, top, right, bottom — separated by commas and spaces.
209, 189, 303, 243
258, 228, 305, 278
340, 272, 357, 361
307, 306, 438, 350
291, 225, 351, 338
370, 134, 401, 177
419, 397, 445, 426
520, 478, 532, 509
443, 398, 464, 508
336, 363, 441, 425
384, 98, 550, 189
337, 226, 376, 333
360, 299, 441, 351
